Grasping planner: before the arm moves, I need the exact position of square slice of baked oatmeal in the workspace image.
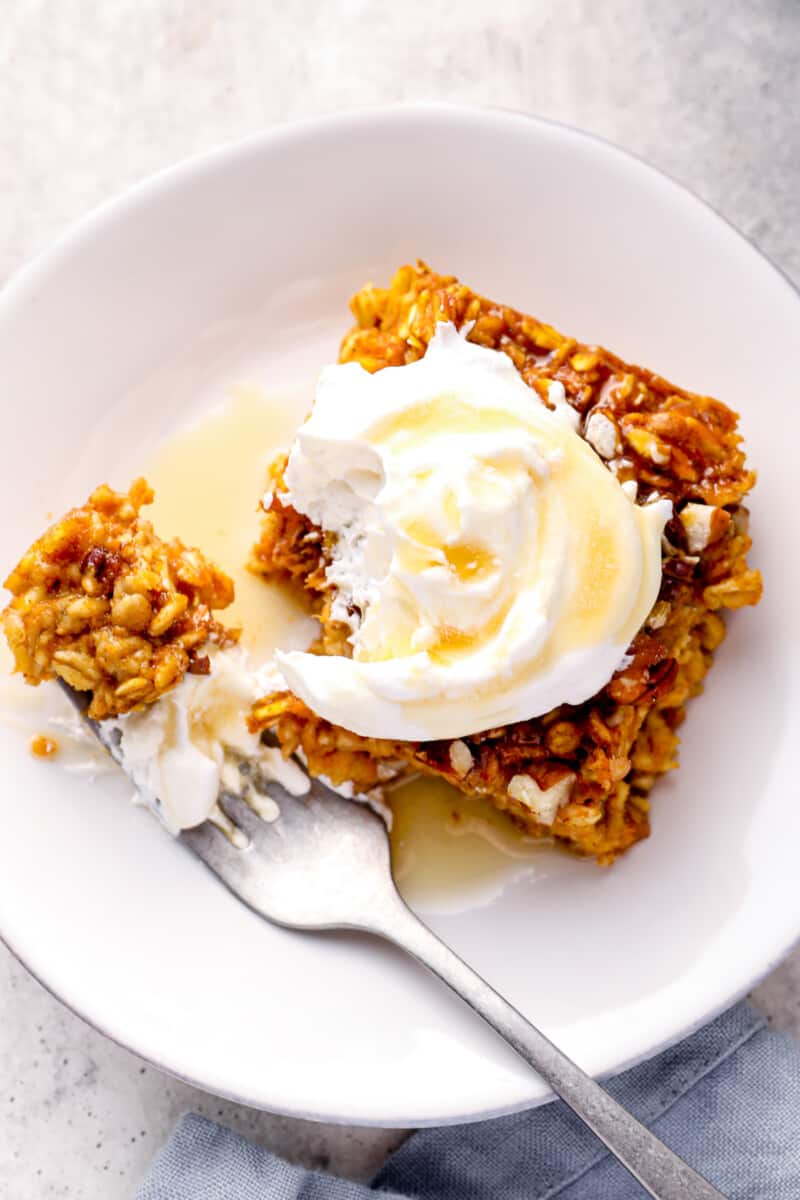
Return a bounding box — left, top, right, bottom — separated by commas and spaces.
249, 263, 762, 864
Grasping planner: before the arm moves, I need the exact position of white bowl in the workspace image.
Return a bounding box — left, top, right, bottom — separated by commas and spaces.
0, 105, 798, 1126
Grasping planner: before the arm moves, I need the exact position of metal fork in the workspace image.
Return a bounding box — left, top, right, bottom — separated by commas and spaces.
67, 687, 725, 1200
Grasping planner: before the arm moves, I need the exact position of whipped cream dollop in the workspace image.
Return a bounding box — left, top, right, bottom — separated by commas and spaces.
276, 323, 671, 741
105, 646, 308, 833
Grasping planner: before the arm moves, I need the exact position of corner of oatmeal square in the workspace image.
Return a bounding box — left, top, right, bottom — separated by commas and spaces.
2, 478, 238, 720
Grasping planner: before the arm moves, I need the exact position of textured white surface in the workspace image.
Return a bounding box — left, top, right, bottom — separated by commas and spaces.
0, 1, 798, 1196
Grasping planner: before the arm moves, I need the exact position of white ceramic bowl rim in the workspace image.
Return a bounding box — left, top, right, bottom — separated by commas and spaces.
1, 103, 799, 1127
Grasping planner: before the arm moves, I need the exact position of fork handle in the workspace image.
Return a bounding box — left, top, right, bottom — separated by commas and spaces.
374, 897, 726, 1200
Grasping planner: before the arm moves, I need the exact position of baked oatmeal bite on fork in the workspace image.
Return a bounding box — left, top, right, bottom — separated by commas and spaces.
249, 262, 763, 864
2, 479, 237, 720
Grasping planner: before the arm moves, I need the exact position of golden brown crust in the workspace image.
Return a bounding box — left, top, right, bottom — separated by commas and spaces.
251, 263, 762, 863
3, 479, 237, 719
342, 263, 755, 507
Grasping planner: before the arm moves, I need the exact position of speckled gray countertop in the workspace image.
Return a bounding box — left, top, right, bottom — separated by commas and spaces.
1, 2, 798, 1196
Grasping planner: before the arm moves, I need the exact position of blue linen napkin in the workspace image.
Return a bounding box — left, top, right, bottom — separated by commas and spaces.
137, 1002, 800, 1199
